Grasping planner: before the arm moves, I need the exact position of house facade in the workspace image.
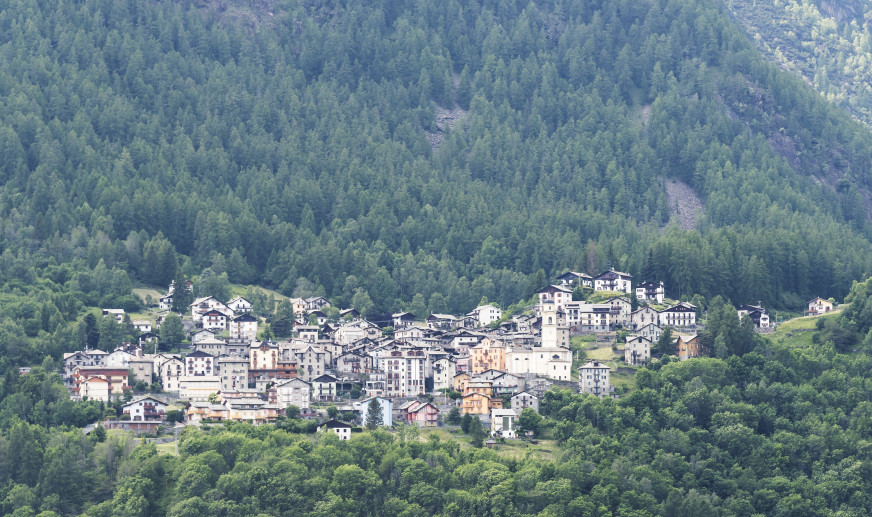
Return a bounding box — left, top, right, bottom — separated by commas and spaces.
624, 336, 651, 366
593, 269, 633, 293
659, 302, 697, 328
273, 378, 312, 410
807, 297, 834, 316
511, 391, 539, 414
230, 314, 258, 341
491, 408, 517, 438
536, 285, 573, 312
578, 361, 611, 396
635, 281, 665, 303
676, 335, 706, 360
123, 396, 167, 421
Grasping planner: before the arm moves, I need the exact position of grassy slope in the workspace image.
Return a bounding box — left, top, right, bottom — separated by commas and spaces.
766, 306, 844, 348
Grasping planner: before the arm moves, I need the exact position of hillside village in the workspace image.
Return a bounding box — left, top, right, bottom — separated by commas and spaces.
61, 269, 836, 439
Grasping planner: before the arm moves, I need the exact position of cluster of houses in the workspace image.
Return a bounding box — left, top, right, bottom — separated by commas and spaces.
64, 272, 832, 438
65, 285, 568, 434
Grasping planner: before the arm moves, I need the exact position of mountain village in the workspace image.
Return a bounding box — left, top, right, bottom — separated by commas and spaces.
60, 269, 835, 440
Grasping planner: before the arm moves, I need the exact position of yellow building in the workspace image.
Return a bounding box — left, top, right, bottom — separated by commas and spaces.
460, 392, 503, 415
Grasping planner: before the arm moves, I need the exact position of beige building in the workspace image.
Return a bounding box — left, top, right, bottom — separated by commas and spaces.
249, 341, 279, 370
179, 376, 221, 401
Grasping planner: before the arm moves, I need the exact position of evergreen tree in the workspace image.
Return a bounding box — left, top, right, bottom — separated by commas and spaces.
271, 300, 295, 337
365, 398, 383, 430
82, 313, 99, 349
159, 313, 185, 352
170, 271, 193, 314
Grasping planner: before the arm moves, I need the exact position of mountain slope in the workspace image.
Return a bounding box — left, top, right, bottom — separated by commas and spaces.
0, 0, 871, 314
725, 0, 872, 126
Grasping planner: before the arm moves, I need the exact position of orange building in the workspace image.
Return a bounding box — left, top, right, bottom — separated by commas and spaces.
453, 372, 470, 393
466, 380, 494, 398
470, 339, 506, 374
460, 392, 503, 415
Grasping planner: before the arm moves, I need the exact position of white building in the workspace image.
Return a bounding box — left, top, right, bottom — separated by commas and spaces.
579, 360, 611, 396
541, 301, 570, 349
201, 310, 228, 331
593, 269, 633, 293
468, 305, 502, 327
491, 408, 517, 438
122, 396, 167, 421
659, 302, 697, 328
382, 348, 427, 398
178, 375, 221, 401
273, 378, 312, 410
433, 357, 458, 391
636, 281, 665, 303
227, 296, 253, 315
190, 296, 232, 323
624, 336, 651, 366
185, 350, 216, 376
133, 320, 152, 333
605, 297, 633, 326
334, 320, 381, 345
159, 357, 184, 392
536, 285, 573, 313
506, 347, 572, 381
230, 314, 258, 341
319, 420, 352, 440
564, 301, 612, 332
102, 309, 125, 323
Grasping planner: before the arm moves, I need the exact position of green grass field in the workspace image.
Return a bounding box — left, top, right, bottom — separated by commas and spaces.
586, 346, 619, 361
418, 427, 558, 460
766, 308, 842, 348
156, 440, 179, 456
611, 371, 636, 390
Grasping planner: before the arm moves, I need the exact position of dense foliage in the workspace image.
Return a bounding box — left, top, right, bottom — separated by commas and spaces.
0, 0, 871, 317
1, 337, 870, 516
726, 0, 872, 125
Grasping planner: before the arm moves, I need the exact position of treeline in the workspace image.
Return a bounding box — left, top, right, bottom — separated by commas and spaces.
1, 0, 872, 317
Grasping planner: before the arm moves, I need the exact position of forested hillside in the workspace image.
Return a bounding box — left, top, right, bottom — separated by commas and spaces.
725, 0, 872, 126
1, 0, 872, 319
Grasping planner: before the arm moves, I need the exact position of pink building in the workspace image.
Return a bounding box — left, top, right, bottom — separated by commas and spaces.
401, 400, 439, 427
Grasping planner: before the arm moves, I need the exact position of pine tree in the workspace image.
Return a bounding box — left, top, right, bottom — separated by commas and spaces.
171, 270, 193, 314
365, 398, 383, 430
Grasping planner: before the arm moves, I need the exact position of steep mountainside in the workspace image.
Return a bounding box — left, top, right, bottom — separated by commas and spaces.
1, 0, 872, 316
725, 0, 872, 126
